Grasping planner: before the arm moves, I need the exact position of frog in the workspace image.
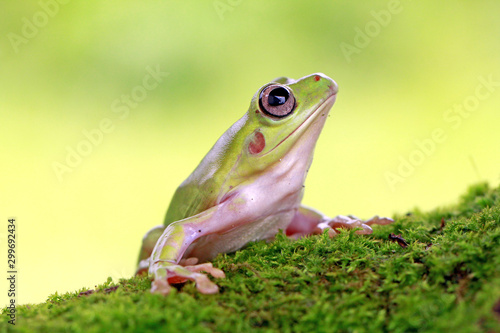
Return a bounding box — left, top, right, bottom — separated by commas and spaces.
136, 73, 393, 295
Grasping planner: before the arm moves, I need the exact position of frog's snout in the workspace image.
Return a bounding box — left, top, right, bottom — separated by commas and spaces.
311, 72, 338, 96
329, 82, 338, 96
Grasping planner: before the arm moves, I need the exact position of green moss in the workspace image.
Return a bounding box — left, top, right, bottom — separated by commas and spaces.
3, 183, 500, 332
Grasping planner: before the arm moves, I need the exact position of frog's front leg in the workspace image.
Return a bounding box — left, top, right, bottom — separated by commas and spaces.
136, 225, 166, 275
286, 205, 393, 238
147, 205, 230, 295
150, 257, 225, 295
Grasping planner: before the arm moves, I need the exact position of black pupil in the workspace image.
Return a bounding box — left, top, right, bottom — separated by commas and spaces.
268, 87, 289, 106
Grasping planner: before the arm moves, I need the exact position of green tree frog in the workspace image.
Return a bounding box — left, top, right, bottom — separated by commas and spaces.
136, 73, 393, 294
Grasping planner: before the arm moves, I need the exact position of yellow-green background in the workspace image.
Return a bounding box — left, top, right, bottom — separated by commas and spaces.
1, 1, 499, 306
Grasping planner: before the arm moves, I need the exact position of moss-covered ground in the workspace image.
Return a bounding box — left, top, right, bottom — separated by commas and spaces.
2, 183, 500, 332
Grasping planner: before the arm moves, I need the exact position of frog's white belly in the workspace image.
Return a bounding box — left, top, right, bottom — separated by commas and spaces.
184, 210, 295, 262
184, 154, 307, 261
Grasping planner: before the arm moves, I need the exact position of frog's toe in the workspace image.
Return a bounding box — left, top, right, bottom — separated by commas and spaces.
151, 278, 172, 295
186, 262, 226, 279
184, 263, 225, 293
364, 215, 394, 226
353, 224, 374, 235
317, 215, 376, 235
149, 261, 225, 294
179, 257, 199, 266
319, 214, 394, 235
193, 274, 220, 294
314, 223, 339, 237
136, 258, 150, 276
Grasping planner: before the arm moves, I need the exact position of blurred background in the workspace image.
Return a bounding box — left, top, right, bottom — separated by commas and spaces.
1, 1, 499, 306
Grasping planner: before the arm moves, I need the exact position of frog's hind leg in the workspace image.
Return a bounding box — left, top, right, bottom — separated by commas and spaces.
136, 225, 166, 275
286, 206, 328, 238
286, 205, 393, 238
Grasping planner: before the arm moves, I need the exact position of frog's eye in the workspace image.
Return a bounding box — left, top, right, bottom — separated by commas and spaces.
259, 84, 295, 118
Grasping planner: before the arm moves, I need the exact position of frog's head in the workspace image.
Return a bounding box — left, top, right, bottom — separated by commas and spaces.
241, 73, 338, 171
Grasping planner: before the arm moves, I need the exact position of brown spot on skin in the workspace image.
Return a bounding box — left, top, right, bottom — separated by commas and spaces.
248, 131, 265, 155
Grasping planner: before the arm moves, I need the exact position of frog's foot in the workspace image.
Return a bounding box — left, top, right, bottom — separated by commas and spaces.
316, 215, 394, 236
135, 258, 150, 276
287, 206, 394, 238
150, 260, 225, 295
179, 257, 200, 266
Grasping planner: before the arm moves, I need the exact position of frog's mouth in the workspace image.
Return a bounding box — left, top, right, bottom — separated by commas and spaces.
263, 92, 337, 155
